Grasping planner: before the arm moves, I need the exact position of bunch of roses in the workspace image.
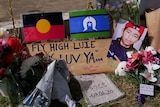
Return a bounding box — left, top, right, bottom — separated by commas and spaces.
0, 28, 25, 79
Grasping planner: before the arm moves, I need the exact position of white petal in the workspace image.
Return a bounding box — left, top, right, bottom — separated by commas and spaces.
149, 77, 157, 82
139, 73, 144, 76
144, 63, 154, 74
152, 64, 160, 70
140, 72, 157, 82
126, 51, 133, 58
145, 46, 157, 55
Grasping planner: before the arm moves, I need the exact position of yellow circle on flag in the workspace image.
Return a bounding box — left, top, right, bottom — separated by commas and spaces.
36, 19, 51, 33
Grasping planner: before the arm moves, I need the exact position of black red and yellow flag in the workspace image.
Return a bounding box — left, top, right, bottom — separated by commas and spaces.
22, 12, 65, 43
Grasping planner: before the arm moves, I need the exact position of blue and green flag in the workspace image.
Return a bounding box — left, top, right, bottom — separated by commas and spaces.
69, 9, 111, 39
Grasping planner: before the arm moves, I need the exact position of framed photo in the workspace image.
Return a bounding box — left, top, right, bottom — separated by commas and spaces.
107, 19, 148, 61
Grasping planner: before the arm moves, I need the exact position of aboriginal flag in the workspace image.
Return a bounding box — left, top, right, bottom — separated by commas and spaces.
22, 12, 65, 43
69, 9, 111, 39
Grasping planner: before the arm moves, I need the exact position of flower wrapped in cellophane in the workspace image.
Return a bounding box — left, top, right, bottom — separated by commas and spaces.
115, 46, 160, 106
0, 28, 48, 106
115, 46, 160, 84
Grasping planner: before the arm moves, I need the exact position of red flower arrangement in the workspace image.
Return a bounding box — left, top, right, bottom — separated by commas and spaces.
115, 46, 160, 106
0, 28, 48, 106
116, 46, 160, 83
0, 28, 25, 79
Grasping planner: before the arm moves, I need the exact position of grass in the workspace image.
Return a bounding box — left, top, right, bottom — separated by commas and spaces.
0, 96, 11, 107
0, 72, 160, 107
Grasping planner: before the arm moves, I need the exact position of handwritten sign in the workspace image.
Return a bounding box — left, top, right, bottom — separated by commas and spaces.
74, 74, 124, 106
140, 84, 154, 96
26, 38, 119, 75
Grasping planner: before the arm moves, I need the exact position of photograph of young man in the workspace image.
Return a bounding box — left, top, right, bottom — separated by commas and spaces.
107, 21, 146, 61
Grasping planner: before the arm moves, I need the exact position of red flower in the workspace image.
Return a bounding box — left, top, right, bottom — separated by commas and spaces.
7, 36, 25, 57
141, 51, 154, 64
126, 58, 140, 70
126, 52, 142, 70
0, 52, 13, 67
0, 68, 5, 79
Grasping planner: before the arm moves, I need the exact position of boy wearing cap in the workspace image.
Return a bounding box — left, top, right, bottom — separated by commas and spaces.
107, 21, 145, 61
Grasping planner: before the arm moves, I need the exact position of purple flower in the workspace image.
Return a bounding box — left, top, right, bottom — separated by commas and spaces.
136, 92, 145, 105
154, 56, 160, 65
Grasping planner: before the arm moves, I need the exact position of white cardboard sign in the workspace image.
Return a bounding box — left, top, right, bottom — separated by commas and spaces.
140, 84, 154, 96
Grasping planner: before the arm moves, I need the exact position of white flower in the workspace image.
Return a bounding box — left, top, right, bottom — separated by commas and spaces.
145, 46, 157, 55
126, 0, 132, 4
126, 51, 134, 58
144, 62, 160, 74
131, 5, 137, 9
142, 62, 160, 82
115, 61, 127, 76
140, 71, 157, 82
152, 63, 160, 70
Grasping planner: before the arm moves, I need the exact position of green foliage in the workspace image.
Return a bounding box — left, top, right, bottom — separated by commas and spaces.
0, 95, 11, 107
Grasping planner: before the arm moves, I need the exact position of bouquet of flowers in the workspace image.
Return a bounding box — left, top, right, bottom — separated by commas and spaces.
105, 0, 140, 25
0, 27, 76, 107
0, 28, 48, 106
115, 46, 160, 106
0, 28, 25, 78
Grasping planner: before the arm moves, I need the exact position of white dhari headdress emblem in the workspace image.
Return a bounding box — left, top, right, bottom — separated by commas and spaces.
83, 16, 97, 32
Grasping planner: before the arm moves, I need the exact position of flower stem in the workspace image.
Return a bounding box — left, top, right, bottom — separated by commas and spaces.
8, 0, 17, 38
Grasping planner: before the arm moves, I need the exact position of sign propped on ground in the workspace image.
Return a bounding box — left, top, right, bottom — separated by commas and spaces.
26, 38, 119, 75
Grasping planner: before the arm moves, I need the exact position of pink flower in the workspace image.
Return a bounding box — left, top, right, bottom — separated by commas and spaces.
126, 59, 139, 70
141, 51, 154, 64
125, 0, 132, 4
126, 52, 142, 70
0, 39, 7, 52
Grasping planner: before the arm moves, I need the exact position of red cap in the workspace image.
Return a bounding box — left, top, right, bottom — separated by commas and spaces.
125, 22, 145, 35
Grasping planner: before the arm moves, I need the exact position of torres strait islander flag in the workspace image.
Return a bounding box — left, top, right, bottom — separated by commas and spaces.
69, 9, 111, 39
22, 12, 65, 43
